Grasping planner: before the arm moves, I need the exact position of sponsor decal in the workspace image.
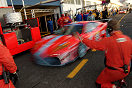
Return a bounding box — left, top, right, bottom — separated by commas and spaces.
53, 42, 70, 52
68, 44, 76, 49
116, 38, 127, 42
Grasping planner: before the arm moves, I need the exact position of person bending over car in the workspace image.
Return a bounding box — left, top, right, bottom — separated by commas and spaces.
0, 42, 18, 88
76, 19, 132, 88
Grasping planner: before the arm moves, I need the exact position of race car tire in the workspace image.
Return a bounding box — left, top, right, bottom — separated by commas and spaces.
78, 43, 87, 58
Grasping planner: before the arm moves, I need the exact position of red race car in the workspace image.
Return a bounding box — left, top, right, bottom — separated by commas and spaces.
31, 21, 107, 66
119, 10, 127, 14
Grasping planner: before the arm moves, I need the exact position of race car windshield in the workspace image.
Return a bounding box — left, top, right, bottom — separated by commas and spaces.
85, 22, 98, 33
54, 24, 83, 35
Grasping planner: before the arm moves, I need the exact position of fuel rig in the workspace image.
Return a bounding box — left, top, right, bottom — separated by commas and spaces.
0, 7, 41, 55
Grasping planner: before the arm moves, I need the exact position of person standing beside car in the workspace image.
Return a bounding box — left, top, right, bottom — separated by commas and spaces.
95, 9, 100, 20
63, 13, 72, 25
83, 12, 88, 21
47, 18, 54, 34
76, 19, 132, 88
102, 7, 108, 19
129, 8, 132, 13
0, 42, 18, 88
76, 12, 82, 21
87, 11, 95, 21
57, 14, 65, 28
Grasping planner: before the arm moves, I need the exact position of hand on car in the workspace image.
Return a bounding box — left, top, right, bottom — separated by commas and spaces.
73, 32, 83, 42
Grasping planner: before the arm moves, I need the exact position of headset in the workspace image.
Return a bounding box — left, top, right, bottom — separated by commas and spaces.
107, 26, 113, 34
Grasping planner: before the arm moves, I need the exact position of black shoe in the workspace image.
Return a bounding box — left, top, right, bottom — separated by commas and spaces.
120, 79, 127, 88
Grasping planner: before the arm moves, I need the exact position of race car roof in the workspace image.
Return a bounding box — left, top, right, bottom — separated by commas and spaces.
65, 23, 83, 27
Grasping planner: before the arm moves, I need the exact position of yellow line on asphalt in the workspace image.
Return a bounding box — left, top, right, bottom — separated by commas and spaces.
67, 59, 88, 79
118, 13, 128, 24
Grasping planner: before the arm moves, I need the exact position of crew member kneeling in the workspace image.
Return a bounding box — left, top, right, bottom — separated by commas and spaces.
0, 42, 18, 88
78, 20, 132, 88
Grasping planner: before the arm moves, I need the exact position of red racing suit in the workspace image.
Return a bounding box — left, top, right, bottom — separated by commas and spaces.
63, 16, 72, 25
82, 31, 132, 88
0, 42, 17, 88
57, 17, 64, 28
81, 13, 83, 20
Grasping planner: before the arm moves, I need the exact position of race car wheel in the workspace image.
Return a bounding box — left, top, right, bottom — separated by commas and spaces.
78, 43, 87, 58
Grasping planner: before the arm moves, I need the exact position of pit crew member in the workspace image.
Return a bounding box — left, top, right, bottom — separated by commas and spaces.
0, 42, 18, 88
76, 19, 132, 88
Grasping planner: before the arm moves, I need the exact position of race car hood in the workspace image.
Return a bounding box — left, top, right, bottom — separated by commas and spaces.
31, 35, 78, 58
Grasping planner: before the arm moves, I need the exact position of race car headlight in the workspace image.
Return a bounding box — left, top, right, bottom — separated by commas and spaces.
59, 53, 70, 62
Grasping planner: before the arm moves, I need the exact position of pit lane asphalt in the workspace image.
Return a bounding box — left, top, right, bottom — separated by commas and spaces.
14, 13, 132, 88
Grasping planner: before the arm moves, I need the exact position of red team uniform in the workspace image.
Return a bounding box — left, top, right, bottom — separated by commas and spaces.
63, 16, 72, 25
82, 31, 132, 88
0, 43, 17, 88
57, 14, 64, 28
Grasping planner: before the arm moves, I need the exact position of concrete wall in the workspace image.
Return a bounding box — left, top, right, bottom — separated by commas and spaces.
0, 0, 8, 7
61, 4, 82, 16
84, 0, 102, 11
54, 7, 61, 28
